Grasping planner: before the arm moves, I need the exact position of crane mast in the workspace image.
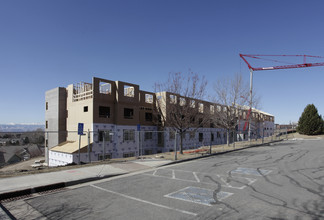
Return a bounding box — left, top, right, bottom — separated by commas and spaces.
239, 54, 324, 140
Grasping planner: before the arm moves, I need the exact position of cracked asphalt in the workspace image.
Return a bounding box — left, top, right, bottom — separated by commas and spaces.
3, 138, 324, 220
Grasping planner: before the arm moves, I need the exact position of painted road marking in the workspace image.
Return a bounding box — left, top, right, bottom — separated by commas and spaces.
230, 167, 272, 176
193, 172, 200, 183
143, 169, 256, 189
90, 185, 197, 217
165, 186, 233, 206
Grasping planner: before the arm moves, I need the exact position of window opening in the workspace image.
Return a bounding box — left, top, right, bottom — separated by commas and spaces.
124, 85, 134, 97
179, 97, 186, 106
169, 95, 177, 104
99, 130, 112, 142
190, 100, 195, 108
99, 106, 110, 118
199, 133, 203, 142
145, 94, 153, 103
144, 132, 153, 140
123, 129, 135, 141
169, 131, 175, 140
99, 81, 111, 94
198, 103, 204, 113
123, 152, 135, 158
210, 105, 214, 114
145, 112, 153, 121
124, 108, 134, 119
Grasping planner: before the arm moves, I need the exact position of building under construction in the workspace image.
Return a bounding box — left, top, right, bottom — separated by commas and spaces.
45, 77, 275, 166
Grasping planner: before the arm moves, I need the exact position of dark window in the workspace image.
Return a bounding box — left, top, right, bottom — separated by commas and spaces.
45, 121, 48, 129
98, 154, 111, 160
99, 106, 110, 118
145, 112, 153, 121
99, 130, 111, 142
199, 133, 203, 142
46, 102, 48, 110
211, 133, 214, 142
158, 132, 164, 145
123, 152, 135, 158
144, 132, 153, 140
123, 129, 135, 141
199, 118, 203, 127
124, 108, 134, 119
144, 150, 153, 155
84, 106, 88, 112
169, 131, 175, 140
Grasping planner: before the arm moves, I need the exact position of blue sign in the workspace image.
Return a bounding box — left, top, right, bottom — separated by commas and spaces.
137, 124, 141, 131
78, 123, 84, 135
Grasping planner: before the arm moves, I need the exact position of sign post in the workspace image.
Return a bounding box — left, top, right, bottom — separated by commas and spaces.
78, 123, 84, 165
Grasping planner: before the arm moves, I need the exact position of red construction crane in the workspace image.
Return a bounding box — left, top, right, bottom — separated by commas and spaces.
239, 54, 324, 71
239, 54, 324, 140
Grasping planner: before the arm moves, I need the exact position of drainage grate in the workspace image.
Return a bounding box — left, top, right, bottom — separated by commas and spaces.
165, 186, 233, 206
230, 167, 272, 176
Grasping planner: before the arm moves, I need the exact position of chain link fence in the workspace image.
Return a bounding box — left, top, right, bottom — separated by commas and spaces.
0, 128, 289, 168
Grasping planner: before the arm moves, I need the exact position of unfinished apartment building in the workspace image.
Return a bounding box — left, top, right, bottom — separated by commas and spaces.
45, 77, 275, 166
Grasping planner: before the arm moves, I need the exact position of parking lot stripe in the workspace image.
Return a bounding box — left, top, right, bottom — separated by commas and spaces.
193, 172, 200, 182
90, 185, 197, 217
172, 170, 175, 179
141, 173, 249, 190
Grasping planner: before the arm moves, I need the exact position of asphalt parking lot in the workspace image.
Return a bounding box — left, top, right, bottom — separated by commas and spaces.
4, 138, 324, 219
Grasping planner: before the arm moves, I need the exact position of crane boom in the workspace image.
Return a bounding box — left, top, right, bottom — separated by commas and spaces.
240, 54, 324, 71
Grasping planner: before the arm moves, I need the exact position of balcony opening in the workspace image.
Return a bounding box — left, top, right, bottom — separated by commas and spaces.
198, 103, 204, 113
169, 95, 177, 104
145, 94, 153, 103
124, 85, 134, 97
210, 105, 214, 114
99, 81, 111, 94
179, 97, 186, 106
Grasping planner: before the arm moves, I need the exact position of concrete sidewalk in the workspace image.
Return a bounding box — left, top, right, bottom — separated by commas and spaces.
0, 159, 172, 200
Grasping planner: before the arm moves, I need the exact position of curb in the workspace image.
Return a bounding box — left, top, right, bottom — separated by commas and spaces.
161, 139, 283, 166
0, 173, 124, 202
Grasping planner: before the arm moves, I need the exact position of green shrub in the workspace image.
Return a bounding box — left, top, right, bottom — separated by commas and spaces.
297, 104, 323, 135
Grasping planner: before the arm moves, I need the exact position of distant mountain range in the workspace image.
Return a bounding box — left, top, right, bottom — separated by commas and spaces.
0, 124, 45, 132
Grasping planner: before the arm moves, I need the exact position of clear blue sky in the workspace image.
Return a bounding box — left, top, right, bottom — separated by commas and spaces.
1, 0, 324, 125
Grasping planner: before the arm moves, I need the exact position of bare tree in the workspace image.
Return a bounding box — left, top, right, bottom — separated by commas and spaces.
154, 71, 209, 154
211, 73, 260, 145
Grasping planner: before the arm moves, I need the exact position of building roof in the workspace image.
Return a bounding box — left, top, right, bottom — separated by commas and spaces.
239, 105, 274, 117
50, 141, 92, 154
